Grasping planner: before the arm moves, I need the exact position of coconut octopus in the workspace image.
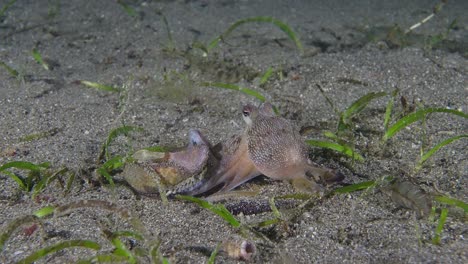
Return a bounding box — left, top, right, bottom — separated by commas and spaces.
124, 102, 343, 197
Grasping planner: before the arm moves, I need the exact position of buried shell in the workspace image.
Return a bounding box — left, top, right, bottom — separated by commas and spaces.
123, 129, 216, 196
123, 162, 161, 194
384, 180, 433, 219
221, 239, 256, 262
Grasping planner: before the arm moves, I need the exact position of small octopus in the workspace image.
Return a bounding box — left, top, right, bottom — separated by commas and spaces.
124, 103, 343, 197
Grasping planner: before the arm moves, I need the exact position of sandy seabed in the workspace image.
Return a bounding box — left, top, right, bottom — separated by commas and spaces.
0, 0, 467, 263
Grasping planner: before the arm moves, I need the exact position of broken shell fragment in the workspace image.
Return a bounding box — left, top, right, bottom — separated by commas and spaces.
222, 239, 256, 261
131, 149, 166, 162
123, 163, 160, 194
123, 129, 216, 196
386, 180, 432, 219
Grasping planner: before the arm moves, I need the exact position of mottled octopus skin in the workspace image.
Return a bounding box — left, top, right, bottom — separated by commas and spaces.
125, 103, 343, 197
185, 132, 259, 195
187, 102, 343, 195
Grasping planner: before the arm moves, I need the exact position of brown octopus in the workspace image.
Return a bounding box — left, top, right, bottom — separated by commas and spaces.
124, 103, 343, 197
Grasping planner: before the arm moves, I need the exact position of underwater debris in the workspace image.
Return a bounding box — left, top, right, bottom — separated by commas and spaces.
385, 181, 432, 218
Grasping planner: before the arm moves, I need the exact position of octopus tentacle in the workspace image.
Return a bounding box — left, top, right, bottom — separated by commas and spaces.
182, 135, 261, 196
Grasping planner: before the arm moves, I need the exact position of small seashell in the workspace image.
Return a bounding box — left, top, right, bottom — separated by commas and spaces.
386, 180, 432, 218
123, 129, 215, 196
222, 239, 256, 261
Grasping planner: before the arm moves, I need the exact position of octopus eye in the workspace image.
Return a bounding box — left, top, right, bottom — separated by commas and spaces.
242, 105, 252, 117
188, 129, 203, 146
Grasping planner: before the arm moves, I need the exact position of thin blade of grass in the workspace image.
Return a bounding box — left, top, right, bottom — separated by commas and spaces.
101, 155, 126, 171
260, 67, 274, 85
79, 80, 120, 93
306, 139, 364, 161
256, 218, 282, 228
97, 155, 125, 187
31, 48, 49, 71
383, 108, 468, 141
201, 82, 281, 115
323, 131, 340, 141
46, 0, 60, 19
24, 171, 38, 192
417, 134, 468, 169
202, 82, 266, 102
104, 126, 143, 157
384, 89, 399, 131
19, 127, 61, 142
97, 167, 115, 187
432, 208, 448, 245
207, 242, 221, 264
55, 200, 130, 217
64, 170, 75, 196
333, 181, 376, 194
156, 10, 175, 51
269, 197, 281, 218
208, 16, 303, 53
117, 0, 136, 17
97, 155, 126, 188
0, 161, 49, 191
117, 78, 130, 118
98, 125, 142, 162
112, 230, 144, 241
32, 167, 69, 198
339, 91, 387, 131
434, 195, 467, 213
103, 230, 136, 264
1, 170, 27, 190
149, 240, 168, 264
17, 240, 101, 264
192, 41, 208, 55
342, 92, 388, 122
177, 195, 241, 227
0, 0, 18, 18
0, 60, 19, 77
34, 206, 55, 218
315, 84, 340, 117
0, 161, 50, 172
53, 199, 147, 236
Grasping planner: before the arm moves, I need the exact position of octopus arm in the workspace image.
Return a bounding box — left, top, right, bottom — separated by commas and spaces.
215, 154, 260, 193
185, 138, 261, 196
